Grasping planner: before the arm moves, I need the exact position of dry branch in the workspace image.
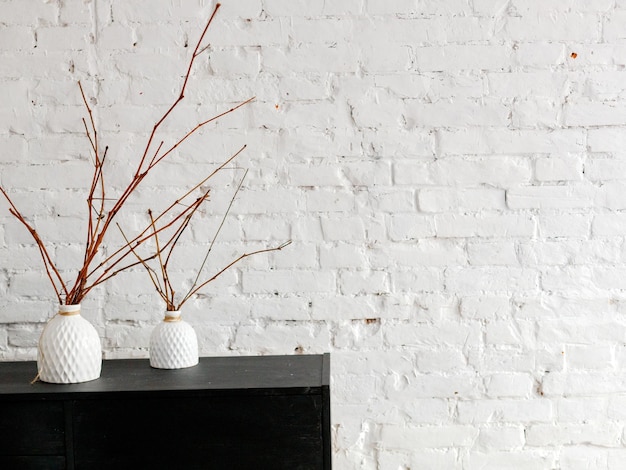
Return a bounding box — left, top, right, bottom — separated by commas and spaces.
122, 166, 292, 311
0, 3, 264, 307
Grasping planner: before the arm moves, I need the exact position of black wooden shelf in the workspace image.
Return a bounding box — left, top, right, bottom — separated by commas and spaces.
0, 354, 331, 470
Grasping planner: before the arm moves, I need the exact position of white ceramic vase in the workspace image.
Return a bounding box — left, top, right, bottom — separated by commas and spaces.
149, 311, 199, 369
37, 304, 102, 384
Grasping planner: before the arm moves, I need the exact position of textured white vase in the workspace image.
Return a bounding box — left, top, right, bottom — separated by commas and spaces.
150, 311, 199, 369
37, 304, 102, 384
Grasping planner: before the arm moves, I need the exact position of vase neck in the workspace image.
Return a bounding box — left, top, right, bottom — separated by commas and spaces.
164, 311, 181, 322
59, 304, 81, 316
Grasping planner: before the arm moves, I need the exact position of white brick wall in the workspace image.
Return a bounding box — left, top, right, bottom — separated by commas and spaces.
2, 0, 626, 467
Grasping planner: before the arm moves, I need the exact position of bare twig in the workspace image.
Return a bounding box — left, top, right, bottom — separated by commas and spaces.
0, 3, 258, 307
180, 241, 293, 306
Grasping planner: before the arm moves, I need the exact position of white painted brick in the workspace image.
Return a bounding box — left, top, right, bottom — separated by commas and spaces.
417, 348, 467, 373
304, 188, 354, 213
377, 71, 485, 100
416, 45, 512, 72
361, 44, 412, 74
0, 328, 7, 351
369, 239, 467, 268
597, 181, 626, 209
585, 159, 626, 181
4, 0, 626, 467
0, 300, 53, 324
560, 447, 609, 470
538, 318, 626, 345
566, 345, 614, 371
338, 270, 388, 296
1, 0, 58, 24
7, 325, 40, 348
590, 127, 626, 153
479, 349, 536, 373
477, 426, 525, 451
242, 269, 335, 294
512, 99, 561, 129
233, 322, 330, 354
433, 157, 533, 186
507, 185, 595, 210
388, 214, 435, 241
486, 320, 534, 346
381, 424, 478, 450
321, 217, 365, 241
36, 26, 91, 51
539, 214, 591, 238
585, 71, 626, 100
488, 72, 569, 99
466, 451, 557, 469
536, 156, 583, 182
511, 0, 614, 12
378, 450, 458, 469
460, 296, 511, 320
368, 189, 416, 212
406, 99, 510, 128
517, 241, 573, 266
319, 244, 364, 269
527, 423, 621, 447
485, 373, 534, 398
310, 297, 382, 320
609, 449, 626, 469
419, 188, 506, 213
506, 13, 601, 42
566, 100, 626, 127
558, 398, 609, 422
440, 128, 585, 156
263, 44, 357, 73
515, 42, 566, 68
468, 241, 519, 266
458, 399, 554, 424
0, 27, 35, 50
386, 321, 480, 348
362, 128, 435, 158
435, 214, 535, 238
391, 268, 444, 293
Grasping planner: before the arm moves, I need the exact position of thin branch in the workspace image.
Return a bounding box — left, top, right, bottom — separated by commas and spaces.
0, 187, 68, 302
179, 241, 292, 308
116, 222, 170, 306
148, 97, 255, 171
134, 2, 222, 179
189, 169, 247, 294
85, 145, 247, 281
149, 209, 172, 305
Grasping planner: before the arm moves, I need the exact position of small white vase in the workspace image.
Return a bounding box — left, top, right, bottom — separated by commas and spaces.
149, 311, 199, 369
37, 304, 102, 384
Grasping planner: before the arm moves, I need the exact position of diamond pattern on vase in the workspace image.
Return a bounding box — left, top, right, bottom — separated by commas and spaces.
37, 308, 102, 384
150, 316, 199, 369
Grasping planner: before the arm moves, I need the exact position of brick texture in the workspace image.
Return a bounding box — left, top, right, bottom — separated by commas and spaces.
1, 0, 626, 467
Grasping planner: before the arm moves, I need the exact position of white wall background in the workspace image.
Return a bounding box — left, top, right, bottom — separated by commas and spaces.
1, 0, 626, 467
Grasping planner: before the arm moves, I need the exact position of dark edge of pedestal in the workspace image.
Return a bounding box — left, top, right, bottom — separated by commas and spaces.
322, 353, 331, 469
0, 354, 329, 400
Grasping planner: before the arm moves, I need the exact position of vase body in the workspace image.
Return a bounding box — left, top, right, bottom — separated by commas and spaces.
150, 311, 199, 369
37, 304, 102, 384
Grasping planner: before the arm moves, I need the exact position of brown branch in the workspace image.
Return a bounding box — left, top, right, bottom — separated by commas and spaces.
148, 209, 173, 305
84, 145, 247, 282
148, 97, 255, 171
179, 241, 292, 308
116, 222, 170, 307
134, 2, 221, 180
2, 4, 257, 307
188, 169, 247, 294
0, 187, 68, 302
